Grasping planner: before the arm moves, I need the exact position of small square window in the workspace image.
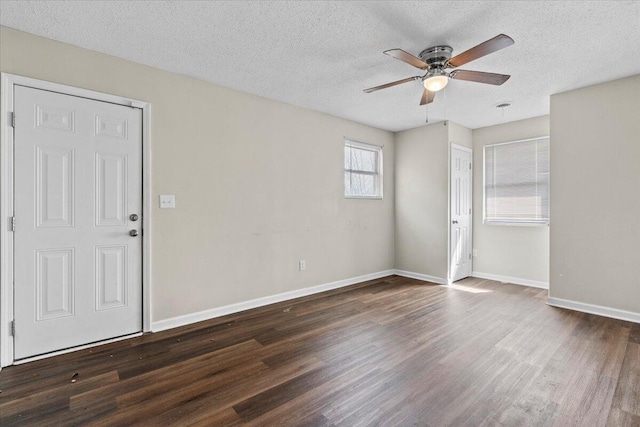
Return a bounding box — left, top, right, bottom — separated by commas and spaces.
344, 139, 383, 199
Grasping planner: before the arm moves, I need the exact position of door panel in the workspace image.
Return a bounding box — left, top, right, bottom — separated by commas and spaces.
96, 153, 127, 226
13, 86, 142, 360
95, 245, 128, 311
35, 104, 75, 131
36, 248, 74, 321
450, 147, 473, 282
36, 147, 75, 228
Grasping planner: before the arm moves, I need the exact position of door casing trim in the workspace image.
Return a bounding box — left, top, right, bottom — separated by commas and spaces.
0, 73, 152, 367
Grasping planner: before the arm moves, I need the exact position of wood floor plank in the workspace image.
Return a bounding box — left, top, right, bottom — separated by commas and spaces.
70, 340, 263, 409
0, 370, 120, 424
610, 342, 640, 417
138, 354, 325, 425
246, 363, 383, 426
0, 275, 636, 426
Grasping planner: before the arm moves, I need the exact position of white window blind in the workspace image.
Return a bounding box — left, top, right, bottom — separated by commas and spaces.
484, 137, 549, 224
344, 139, 382, 199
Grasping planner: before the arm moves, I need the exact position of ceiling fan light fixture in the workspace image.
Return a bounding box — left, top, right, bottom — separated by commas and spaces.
423, 70, 449, 92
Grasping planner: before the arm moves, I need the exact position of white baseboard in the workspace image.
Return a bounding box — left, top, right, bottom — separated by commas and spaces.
471, 271, 548, 289
547, 297, 640, 324
393, 270, 447, 285
151, 269, 396, 332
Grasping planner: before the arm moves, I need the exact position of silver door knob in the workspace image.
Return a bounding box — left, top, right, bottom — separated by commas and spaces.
452, 220, 458, 224
129, 229, 139, 237
130, 214, 139, 221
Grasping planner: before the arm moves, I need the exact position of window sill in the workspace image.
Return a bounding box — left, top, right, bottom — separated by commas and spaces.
345, 195, 383, 200
483, 220, 549, 227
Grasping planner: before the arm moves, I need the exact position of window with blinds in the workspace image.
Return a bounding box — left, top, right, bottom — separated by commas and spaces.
484, 136, 549, 224
344, 139, 383, 199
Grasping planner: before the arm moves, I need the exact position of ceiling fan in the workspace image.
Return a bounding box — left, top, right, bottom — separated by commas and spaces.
364, 34, 514, 105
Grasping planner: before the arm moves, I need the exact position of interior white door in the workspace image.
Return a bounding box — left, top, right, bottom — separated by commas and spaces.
450, 146, 473, 282
13, 86, 142, 360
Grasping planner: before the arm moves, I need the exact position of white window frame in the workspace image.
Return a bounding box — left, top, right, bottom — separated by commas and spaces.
344, 139, 383, 200
483, 136, 550, 226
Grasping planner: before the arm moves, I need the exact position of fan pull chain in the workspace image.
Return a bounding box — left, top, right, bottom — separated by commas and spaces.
443, 87, 447, 120
496, 102, 511, 120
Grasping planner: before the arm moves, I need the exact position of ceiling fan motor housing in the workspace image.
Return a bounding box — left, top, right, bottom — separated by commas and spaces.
418, 45, 453, 67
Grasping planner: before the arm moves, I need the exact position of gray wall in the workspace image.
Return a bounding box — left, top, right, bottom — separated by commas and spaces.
550, 74, 640, 315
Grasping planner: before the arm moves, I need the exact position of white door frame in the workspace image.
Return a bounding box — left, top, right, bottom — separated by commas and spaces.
0, 73, 153, 367
448, 143, 473, 284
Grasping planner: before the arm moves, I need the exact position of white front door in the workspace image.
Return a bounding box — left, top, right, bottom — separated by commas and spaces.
13, 86, 142, 360
450, 146, 473, 282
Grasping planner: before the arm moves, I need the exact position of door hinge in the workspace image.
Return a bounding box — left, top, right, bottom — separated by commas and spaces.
469, 253, 472, 260
10, 320, 15, 336
10, 112, 15, 128
469, 208, 471, 214
10, 216, 16, 232
469, 163, 471, 169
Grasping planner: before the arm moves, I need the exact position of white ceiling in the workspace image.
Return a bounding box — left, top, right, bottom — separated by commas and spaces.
1, 1, 639, 131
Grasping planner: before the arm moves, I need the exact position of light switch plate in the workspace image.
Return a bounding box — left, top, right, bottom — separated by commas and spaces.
159, 194, 176, 209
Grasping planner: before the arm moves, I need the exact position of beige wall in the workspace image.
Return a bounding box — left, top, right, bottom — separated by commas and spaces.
448, 121, 473, 149
472, 116, 550, 285
0, 27, 395, 321
394, 122, 449, 280
550, 75, 640, 314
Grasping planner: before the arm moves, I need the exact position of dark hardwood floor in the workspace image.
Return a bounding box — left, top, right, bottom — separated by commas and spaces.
1, 275, 638, 426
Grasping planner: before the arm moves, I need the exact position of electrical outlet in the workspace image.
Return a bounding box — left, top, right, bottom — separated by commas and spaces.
159, 195, 176, 209
299, 260, 306, 271
472, 249, 478, 257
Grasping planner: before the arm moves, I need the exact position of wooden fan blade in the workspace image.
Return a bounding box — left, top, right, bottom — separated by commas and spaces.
384, 49, 430, 69
447, 34, 514, 68
420, 89, 436, 105
363, 76, 420, 93
449, 70, 510, 85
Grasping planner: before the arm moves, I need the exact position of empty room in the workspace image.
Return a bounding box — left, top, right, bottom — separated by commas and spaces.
0, 1, 639, 425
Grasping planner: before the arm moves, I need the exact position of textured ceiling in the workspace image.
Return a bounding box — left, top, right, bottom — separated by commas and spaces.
1, 1, 640, 131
